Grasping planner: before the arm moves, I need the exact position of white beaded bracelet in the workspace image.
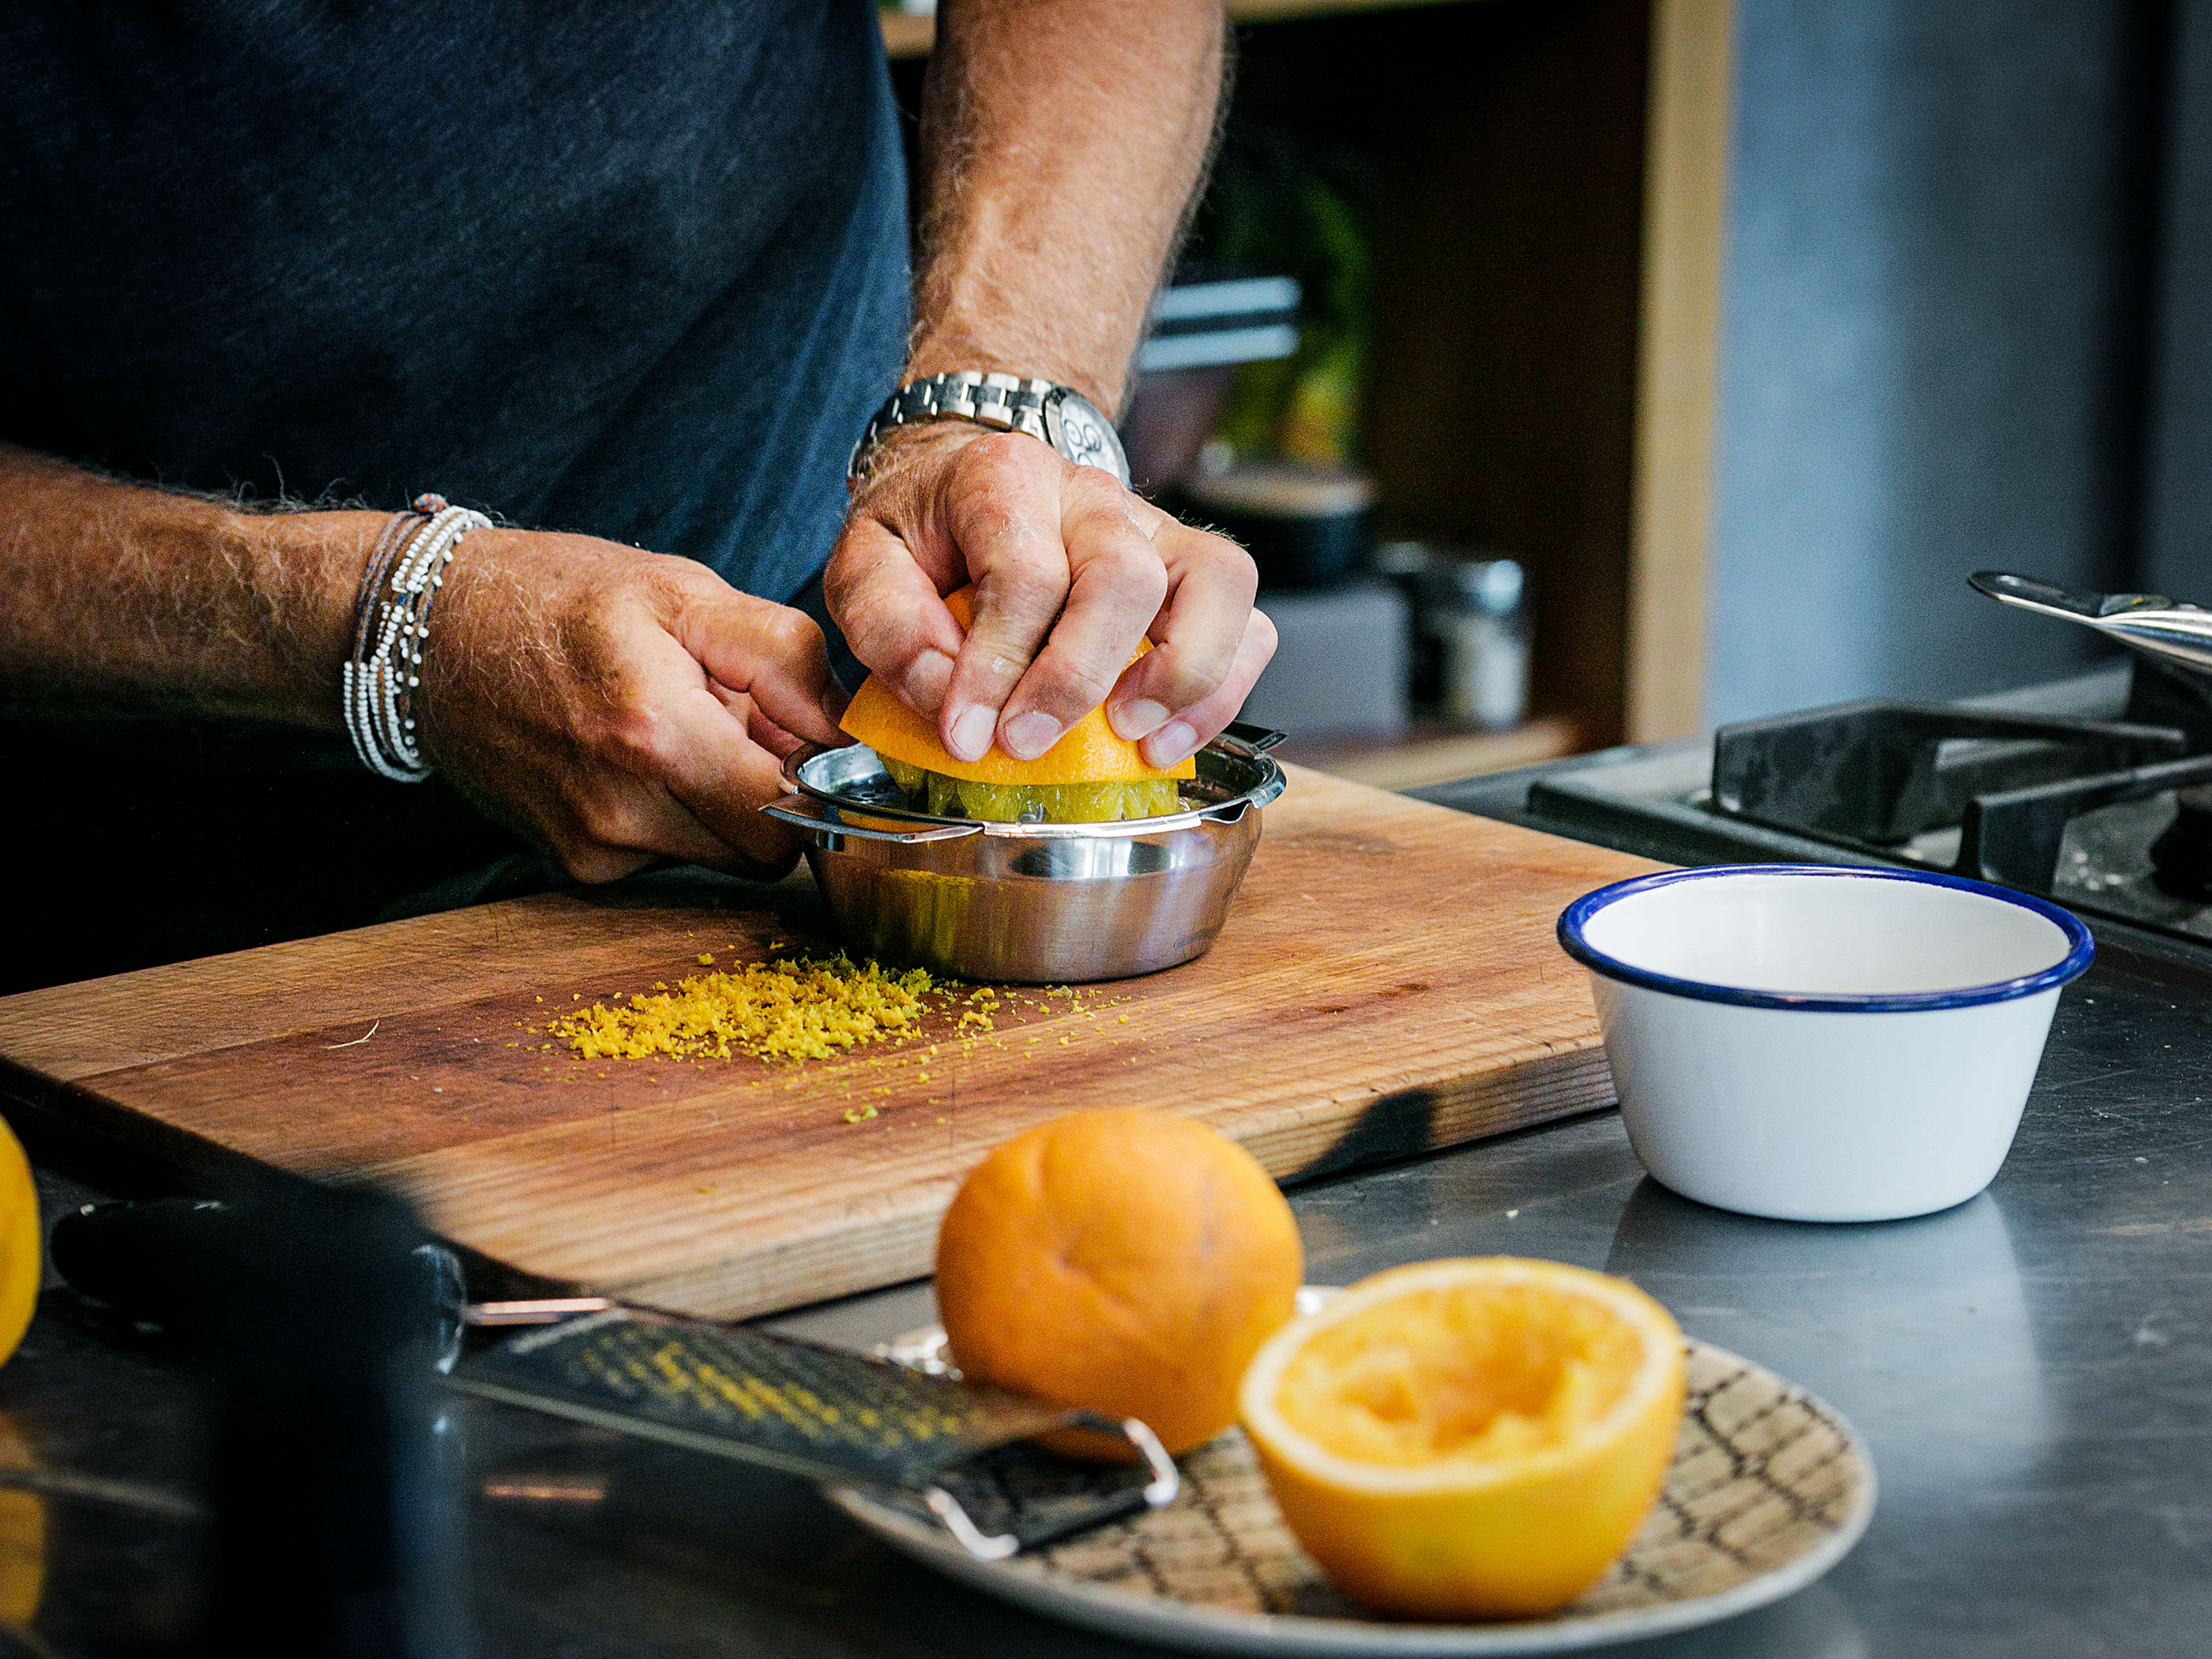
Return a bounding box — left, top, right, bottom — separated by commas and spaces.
341, 495, 491, 782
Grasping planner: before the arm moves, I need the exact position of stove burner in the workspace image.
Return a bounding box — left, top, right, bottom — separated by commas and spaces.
2150, 785, 2212, 901
1708, 698, 2212, 893
1472, 662, 2212, 950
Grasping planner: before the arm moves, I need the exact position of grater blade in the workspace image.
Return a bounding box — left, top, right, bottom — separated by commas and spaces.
450, 1307, 1176, 1558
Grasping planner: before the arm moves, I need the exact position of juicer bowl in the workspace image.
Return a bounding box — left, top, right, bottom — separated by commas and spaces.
760, 726, 1286, 984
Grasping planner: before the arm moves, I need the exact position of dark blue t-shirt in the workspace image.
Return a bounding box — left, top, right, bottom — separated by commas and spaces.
0, 0, 910, 610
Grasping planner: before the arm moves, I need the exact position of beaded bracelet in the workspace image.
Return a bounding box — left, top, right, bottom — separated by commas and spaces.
341, 493, 491, 782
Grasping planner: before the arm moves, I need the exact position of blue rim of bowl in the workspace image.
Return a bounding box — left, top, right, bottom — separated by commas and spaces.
1556, 863, 2096, 1013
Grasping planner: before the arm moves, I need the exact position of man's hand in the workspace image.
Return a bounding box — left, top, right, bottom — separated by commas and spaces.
829, 424, 1273, 769
418, 529, 845, 882
828, 0, 1269, 769
0, 446, 844, 884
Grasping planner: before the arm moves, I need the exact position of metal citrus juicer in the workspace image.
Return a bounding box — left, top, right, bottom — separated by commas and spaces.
759, 721, 1288, 984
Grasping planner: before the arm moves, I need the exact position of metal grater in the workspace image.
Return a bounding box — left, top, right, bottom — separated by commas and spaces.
450, 1307, 1176, 1558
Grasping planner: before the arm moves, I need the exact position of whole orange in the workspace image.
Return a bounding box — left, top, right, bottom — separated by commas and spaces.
0, 1119, 35, 1371
935, 1108, 1303, 1456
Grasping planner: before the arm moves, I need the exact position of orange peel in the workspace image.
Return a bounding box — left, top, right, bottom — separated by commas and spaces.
840, 585, 1196, 787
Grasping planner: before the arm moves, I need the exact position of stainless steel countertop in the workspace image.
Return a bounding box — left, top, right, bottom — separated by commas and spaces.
4, 923, 2209, 1654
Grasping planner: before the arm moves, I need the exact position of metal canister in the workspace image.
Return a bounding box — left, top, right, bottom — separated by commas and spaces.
1429, 557, 1529, 731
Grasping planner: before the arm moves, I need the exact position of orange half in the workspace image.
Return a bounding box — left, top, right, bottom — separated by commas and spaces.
1239, 1258, 1686, 1620
839, 585, 1196, 786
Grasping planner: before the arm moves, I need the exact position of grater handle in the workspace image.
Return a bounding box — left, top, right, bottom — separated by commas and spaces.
923, 1414, 1177, 1560
55, 1195, 484, 1370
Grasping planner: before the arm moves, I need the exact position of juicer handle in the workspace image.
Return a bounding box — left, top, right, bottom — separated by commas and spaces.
1224, 722, 1288, 753
759, 796, 985, 843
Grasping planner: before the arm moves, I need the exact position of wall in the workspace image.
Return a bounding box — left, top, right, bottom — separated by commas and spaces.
1706, 1, 2162, 727
2145, 2, 2212, 599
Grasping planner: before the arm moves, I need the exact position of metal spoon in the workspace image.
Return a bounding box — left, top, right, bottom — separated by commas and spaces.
1970, 570, 2212, 675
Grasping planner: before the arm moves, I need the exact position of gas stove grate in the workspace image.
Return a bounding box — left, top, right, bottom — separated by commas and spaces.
1705, 700, 2212, 892
1450, 663, 2212, 949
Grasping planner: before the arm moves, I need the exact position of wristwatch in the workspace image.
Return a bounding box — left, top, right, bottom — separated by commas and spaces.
848, 371, 1130, 489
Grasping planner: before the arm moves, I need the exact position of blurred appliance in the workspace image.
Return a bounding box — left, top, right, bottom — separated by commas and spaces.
1375, 541, 1531, 732
1176, 461, 1373, 591
1135, 276, 1302, 375
1239, 581, 1407, 738
1432, 559, 1529, 731
1119, 276, 1300, 494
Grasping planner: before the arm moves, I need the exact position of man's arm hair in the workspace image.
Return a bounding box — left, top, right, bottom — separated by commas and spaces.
0, 441, 848, 879
908, 0, 1229, 414
0, 445, 372, 723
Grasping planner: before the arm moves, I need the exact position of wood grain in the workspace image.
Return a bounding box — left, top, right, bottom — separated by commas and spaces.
0, 767, 1655, 1319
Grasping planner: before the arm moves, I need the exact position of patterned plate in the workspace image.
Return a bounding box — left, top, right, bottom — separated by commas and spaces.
833, 1334, 1875, 1655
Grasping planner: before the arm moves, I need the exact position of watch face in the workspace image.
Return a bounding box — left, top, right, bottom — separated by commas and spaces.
1045, 391, 1129, 486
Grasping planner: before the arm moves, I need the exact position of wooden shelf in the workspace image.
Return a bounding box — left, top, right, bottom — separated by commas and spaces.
1272, 715, 1579, 792
1626, 0, 1732, 741
880, 0, 1477, 59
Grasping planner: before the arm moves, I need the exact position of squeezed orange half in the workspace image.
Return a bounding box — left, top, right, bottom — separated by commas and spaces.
1240, 1257, 1686, 1620
838, 585, 1198, 798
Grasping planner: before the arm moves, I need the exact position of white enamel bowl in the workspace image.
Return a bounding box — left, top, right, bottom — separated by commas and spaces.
1557, 865, 2094, 1222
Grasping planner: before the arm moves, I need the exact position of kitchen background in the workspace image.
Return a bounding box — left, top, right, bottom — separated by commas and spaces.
883, 0, 2206, 781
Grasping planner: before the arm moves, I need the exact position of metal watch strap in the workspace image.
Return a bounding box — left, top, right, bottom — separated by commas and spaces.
848, 371, 1130, 488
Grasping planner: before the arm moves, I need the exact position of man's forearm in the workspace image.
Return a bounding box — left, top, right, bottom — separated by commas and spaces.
824, 0, 1262, 766
0, 447, 371, 724
909, 0, 1227, 414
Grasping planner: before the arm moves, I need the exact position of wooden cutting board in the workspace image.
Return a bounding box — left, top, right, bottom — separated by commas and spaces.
0, 766, 1655, 1319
